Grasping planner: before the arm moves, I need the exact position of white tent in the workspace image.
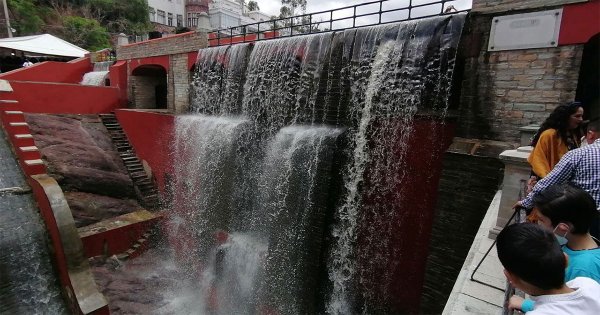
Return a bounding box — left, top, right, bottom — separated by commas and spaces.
0, 34, 89, 58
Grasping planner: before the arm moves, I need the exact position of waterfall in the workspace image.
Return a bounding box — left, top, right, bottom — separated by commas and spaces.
171, 13, 466, 314
81, 61, 113, 86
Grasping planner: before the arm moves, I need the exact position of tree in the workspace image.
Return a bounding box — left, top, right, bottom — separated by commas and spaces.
7, 0, 45, 35
281, 0, 307, 17
247, 1, 259, 11
62, 16, 110, 51
87, 0, 151, 35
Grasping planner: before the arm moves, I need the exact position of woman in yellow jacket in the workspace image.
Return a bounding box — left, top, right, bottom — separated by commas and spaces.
529, 102, 585, 178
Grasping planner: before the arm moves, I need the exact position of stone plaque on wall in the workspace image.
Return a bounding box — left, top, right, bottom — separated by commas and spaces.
488, 9, 563, 51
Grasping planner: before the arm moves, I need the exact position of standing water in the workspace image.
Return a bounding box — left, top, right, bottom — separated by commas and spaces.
170, 14, 466, 314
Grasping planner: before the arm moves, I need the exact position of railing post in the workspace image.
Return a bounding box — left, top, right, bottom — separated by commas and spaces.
379, 1, 383, 24
490, 146, 533, 239
353, 5, 356, 28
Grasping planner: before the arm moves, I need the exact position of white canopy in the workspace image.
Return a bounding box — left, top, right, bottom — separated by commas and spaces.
0, 34, 89, 58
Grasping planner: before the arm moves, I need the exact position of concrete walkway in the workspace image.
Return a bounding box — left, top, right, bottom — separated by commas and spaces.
443, 190, 506, 315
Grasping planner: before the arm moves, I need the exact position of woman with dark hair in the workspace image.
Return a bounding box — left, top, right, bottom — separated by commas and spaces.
528, 102, 584, 179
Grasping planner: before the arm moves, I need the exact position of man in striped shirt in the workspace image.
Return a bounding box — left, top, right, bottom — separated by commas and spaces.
518, 117, 600, 238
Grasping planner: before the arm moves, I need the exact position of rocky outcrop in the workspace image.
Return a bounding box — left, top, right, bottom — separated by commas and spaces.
25, 114, 142, 227
65, 192, 141, 227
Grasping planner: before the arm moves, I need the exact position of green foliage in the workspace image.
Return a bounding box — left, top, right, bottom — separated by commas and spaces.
248, 1, 260, 11
7, 0, 45, 35
62, 15, 110, 51
88, 0, 151, 35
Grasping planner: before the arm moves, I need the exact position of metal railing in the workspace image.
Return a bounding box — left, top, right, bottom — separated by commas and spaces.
470, 180, 528, 315
211, 0, 469, 46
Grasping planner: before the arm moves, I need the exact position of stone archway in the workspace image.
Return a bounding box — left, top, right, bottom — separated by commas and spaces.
129, 65, 168, 109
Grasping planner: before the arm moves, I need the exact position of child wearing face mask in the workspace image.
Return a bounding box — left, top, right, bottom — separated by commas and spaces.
509, 183, 600, 313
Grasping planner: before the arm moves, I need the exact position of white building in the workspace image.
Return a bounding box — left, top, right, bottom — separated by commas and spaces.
209, 0, 272, 31
148, 0, 186, 30
146, 0, 272, 35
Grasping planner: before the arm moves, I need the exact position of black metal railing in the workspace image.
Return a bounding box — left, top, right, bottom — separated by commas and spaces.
211, 0, 469, 46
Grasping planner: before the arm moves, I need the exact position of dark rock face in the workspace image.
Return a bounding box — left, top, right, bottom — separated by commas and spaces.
25, 114, 141, 227
65, 192, 140, 227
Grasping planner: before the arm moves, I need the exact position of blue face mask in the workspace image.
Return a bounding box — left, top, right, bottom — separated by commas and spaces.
553, 225, 568, 246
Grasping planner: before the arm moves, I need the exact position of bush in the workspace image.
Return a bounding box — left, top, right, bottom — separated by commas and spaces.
62, 16, 110, 51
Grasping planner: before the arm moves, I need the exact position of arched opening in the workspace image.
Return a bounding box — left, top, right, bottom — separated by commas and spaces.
130, 65, 168, 109
576, 33, 599, 120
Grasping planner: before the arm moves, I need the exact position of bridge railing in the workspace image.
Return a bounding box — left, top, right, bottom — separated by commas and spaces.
212, 0, 470, 46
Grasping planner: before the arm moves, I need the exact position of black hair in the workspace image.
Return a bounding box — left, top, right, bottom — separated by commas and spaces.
533, 183, 598, 234
587, 116, 600, 132
496, 223, 566, 290
531, 102, 584, 147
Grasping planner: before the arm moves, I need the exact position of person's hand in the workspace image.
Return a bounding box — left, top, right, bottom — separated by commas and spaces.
508, 295, 525, 311
513, 200, 523, 209
526, 176, 538, 193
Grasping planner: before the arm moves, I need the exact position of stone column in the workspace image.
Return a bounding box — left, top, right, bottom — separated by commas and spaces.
489, 146, 532, 239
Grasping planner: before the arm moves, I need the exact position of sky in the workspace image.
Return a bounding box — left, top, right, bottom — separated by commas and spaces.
253, 0, 473, 18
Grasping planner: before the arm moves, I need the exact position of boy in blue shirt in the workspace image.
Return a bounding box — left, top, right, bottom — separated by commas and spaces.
497, 223, 600, 315
509, 183, 600, 312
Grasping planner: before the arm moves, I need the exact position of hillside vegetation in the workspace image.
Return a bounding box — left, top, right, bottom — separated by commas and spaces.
8, 0, 151, 51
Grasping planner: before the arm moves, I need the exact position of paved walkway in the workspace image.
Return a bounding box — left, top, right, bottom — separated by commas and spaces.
443, 190, 506, 315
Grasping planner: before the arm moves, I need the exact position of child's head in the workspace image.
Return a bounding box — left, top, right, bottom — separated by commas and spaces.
533, 183, 598, 235
496, 223, 566, 292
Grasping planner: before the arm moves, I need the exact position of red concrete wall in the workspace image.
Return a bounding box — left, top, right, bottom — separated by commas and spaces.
0, 81, 120, 114
115, 109, 174, 193
559, 0, 600, 45
0, 57, 92, 84
357, 117, 455, 313
109, 61, 129, 106
129, 56, 170, 74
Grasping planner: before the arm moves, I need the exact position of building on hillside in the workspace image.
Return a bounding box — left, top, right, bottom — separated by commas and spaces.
148, 0, 187, 35
146, 0, 271, 37
209, 0, 271, 30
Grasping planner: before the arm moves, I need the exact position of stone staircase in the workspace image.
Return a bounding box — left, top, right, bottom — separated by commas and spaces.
99, 113, 159, 209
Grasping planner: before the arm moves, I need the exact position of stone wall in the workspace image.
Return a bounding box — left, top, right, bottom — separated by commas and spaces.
116, 31, 207, 60
421, 152, 505, 314
456, 14, 584, 145
169, 53, 191, 113
472, 0, 586, 13
129, 76, 165, 109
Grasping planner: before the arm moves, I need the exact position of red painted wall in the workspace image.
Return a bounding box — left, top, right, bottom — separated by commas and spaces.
0, 57, 92, 84
115, 109, 174, 193
0, 81, 120, 114
357, 117, 455, 313
129, 56, 170, 74
559, 0, 600, 45
109, 61, 129, 106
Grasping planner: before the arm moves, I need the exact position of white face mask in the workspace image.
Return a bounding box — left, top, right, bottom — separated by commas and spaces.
553, 225, 569, 246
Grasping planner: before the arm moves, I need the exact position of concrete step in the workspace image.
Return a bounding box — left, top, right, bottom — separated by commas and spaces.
8, 122, 30, 133
2, 110, 24, 123
23, 159, 45, 175
19, 146, 40, 160
12, 134, 35, 146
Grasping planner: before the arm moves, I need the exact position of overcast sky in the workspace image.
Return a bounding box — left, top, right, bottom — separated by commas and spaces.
254, 0, 473, 18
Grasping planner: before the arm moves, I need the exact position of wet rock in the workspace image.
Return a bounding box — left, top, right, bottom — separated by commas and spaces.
66, 192, 140, 227
25, 114, 135, 199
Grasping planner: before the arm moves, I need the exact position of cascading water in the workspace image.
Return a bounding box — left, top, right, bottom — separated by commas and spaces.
170, 13, 465, 314
0, 127, 66, 313
81, 61, 113, 86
